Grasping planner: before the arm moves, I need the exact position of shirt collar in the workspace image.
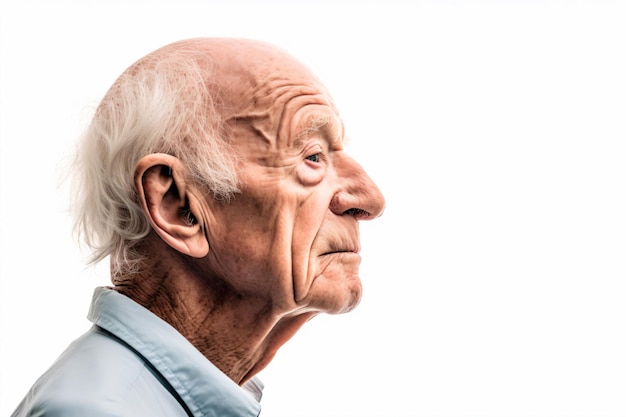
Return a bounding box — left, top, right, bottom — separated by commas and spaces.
87, 287, 262, 417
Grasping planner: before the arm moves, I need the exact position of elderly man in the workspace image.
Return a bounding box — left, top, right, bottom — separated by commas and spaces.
12, 38, 385, 417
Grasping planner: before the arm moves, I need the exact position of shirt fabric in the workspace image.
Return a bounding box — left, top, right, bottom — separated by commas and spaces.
11, 287, 263, 417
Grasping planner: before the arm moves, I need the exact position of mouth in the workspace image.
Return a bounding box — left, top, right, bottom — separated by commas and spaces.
317, 229, 361, 257
320, 247, 360, 256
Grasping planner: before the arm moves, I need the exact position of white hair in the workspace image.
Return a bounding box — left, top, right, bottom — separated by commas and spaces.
70, 44, 239, 276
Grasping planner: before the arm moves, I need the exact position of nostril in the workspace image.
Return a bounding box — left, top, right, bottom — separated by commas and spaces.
344, 208, 370, 218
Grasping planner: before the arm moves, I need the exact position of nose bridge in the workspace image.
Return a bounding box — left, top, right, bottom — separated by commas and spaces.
333, 152, 386, 219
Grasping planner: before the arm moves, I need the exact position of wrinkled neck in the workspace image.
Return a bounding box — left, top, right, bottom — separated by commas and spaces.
111, 232, 317, 385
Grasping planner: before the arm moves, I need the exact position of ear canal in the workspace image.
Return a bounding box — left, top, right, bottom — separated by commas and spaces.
183, 210, 197, 226
178, 202, 198, 227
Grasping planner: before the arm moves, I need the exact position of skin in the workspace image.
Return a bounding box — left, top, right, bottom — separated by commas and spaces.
118, 38, 385, 385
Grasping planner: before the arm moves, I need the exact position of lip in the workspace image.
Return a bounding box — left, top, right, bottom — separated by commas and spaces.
317, 223, 360, 257
320, 245, 360, 256
321, 250, 358, 256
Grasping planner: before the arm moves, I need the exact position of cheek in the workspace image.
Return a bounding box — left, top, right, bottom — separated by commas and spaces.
208, 201, 305, 307
290, 201, 334, 300
205, 205, 282, 292
206, 231, 268, 290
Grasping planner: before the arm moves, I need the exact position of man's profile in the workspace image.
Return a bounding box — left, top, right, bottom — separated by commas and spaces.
11, 37, 385, 417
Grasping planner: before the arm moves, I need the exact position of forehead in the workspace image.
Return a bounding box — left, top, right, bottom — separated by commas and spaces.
204, 39, 341, 149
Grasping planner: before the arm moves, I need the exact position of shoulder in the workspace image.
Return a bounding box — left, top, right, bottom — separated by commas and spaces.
12, 397, 122, 417
11, 327, 187, 417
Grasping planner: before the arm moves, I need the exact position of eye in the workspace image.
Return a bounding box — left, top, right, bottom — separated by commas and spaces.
298, 148, 326, 185
305, 153, 321, 163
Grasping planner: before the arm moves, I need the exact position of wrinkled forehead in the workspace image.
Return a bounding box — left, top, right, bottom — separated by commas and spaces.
203, 38, 342, 147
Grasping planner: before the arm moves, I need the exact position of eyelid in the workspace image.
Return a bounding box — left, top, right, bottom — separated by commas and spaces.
305, 144, 326, 162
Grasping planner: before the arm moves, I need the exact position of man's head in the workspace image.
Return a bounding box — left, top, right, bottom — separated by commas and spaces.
72, 38, 385, 316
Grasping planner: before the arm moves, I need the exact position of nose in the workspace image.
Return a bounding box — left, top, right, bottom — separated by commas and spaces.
329, 152, 386, 220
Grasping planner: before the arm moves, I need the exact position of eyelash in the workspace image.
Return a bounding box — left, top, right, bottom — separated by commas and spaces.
304, 143, 327, 165
305, 153, 321, 163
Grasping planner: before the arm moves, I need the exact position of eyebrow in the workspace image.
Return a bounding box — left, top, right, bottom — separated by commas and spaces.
292, 114, 344, 148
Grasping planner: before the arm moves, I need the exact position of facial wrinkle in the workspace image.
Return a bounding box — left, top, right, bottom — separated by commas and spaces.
276, 92, 334, 149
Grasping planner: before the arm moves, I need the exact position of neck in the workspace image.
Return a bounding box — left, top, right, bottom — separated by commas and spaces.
112, 237, 316, 385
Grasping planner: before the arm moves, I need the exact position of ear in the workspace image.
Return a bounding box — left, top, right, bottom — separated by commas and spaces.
134, 153, 209, 258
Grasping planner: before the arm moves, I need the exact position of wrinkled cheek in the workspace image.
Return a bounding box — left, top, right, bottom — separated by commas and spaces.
293, 266, 314, 305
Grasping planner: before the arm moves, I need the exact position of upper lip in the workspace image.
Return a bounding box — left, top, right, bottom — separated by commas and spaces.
318, 218, 361, 256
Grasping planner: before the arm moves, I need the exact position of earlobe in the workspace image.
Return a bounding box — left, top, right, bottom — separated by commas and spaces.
134, 153, 209, 258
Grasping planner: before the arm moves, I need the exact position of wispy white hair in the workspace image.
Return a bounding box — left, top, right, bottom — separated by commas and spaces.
70, 43, 239, 276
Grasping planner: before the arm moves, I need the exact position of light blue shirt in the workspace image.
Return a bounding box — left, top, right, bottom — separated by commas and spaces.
11, 287, 263, 417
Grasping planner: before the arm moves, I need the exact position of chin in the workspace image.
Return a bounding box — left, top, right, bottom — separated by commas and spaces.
334, 287, 363, 314
302, 253, 364, 313
311, 273, 363, 315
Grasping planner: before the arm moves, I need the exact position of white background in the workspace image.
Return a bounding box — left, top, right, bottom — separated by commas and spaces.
1, 1, 625, 416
